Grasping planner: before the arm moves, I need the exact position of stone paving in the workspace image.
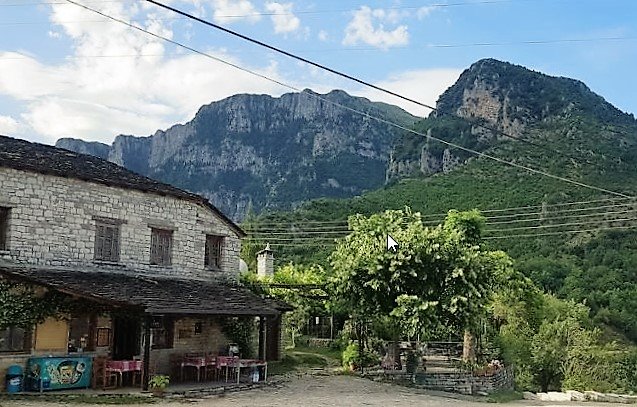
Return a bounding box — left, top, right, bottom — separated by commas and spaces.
1, 375, 632, 407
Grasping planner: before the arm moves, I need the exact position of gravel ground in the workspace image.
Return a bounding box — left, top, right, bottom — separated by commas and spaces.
1, 375, 629, 407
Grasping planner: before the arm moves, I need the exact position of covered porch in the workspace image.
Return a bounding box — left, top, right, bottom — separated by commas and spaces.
0, 265, 283, 392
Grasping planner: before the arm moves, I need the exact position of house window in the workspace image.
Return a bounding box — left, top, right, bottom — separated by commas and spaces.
204, 235, 223, 269
68, 316, 96, 353
150, 228, 173, 266
0, 326, 29, 353
94, 221, 120, 262
0, 207, 9, 251
150, 316, 173, 349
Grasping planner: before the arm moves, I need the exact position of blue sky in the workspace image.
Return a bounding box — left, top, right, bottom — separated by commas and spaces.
0, 0, 635, 144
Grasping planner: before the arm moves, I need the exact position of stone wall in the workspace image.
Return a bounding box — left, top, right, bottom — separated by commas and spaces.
415, 367, 513, 395
368, 367, 513, 395
471, 367, 514, 394
150, 316, 228, 377
0, 167, 241, 282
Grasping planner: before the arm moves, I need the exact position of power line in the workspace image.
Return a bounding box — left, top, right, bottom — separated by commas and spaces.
64, 0, 633, 199
484, 217, 637, 233
246, 223, 637, 247
245, 199, 637, 231
143, 0, 606, 165
243, 197, 637, 228
486, 207, 637, 225
0, 0, 544, 9
246, 211, 637, 239
245, 218, 637, 241
483, 224, 637, 240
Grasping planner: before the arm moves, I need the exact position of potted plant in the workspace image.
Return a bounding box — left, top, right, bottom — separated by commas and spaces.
148, 375, 170, 397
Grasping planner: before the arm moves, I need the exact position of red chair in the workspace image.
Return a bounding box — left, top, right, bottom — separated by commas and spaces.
216, 356, 239, 382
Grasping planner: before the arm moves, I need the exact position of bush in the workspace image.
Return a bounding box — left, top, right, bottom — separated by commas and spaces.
341, 343, 378, 370
563, 346, 637, 393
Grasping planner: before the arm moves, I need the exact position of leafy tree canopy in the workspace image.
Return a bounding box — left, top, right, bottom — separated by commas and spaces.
330, 208, 512, 337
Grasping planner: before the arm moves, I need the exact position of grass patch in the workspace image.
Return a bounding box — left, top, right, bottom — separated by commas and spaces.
292, 345, 343, 364
0, 394, 155, 404
267, 346, 343, 376
484, 390, 524, 403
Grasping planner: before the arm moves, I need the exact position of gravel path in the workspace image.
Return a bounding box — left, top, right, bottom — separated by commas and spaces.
1, 375, 628, 407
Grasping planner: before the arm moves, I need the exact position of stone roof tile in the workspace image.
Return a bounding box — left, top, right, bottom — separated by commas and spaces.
0, 135, 244, 237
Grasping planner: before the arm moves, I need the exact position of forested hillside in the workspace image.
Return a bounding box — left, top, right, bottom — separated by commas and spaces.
244, 59, 637, 342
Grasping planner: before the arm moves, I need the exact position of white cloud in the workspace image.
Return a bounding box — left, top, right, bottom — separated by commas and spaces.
354, 68, 463, 117
212, 0, 261, 25
0, 3, 284, 144
343, 6, 409, 49
318, 30, 328, 41
265, 2, 300, 34
417, 6, 435, 20
0, 115, 20, 135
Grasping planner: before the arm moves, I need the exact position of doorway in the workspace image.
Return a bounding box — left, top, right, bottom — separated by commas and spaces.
112, 317, 141, 360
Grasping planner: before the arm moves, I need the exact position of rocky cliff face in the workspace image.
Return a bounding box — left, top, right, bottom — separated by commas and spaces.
56, 89, 419, 221
387, 58, 634, 180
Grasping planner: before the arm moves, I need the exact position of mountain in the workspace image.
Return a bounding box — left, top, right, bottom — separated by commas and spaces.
388, 58, 635, 180
245, 59, 637, 341
56, 89, 419, 221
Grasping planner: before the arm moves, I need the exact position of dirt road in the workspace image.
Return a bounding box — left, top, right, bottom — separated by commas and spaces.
2, 375, 628, 407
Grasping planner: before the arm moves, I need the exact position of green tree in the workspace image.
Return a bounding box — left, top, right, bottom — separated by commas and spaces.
249, 263, 328, 347
330, 208, 510, 362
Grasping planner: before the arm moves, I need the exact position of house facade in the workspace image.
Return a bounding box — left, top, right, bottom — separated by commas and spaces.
0, 135, 280, 390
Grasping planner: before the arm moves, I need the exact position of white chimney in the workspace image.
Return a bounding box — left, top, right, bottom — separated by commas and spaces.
257, 243, 274, 278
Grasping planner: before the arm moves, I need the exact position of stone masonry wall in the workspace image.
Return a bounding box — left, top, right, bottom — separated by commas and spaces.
0, 167, 240, 282
372, 367, 513, 395
150, 316, 228, 377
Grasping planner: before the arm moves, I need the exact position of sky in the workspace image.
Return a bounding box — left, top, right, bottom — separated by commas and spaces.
0, 0, 635, 145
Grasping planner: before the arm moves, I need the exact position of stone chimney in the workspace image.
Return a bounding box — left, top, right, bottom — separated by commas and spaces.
256, 243, 274, 278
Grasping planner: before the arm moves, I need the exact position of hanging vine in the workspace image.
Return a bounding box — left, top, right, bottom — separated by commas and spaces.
0, 280, 125, 328
0, 281, 66, 328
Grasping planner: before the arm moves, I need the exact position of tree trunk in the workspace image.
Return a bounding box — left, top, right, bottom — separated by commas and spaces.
463, 330, 476, 364
392, 334, 402, 370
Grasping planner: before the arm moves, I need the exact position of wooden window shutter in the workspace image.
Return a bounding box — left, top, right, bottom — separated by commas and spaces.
204, 236, 210, 267
111, 226, 120, 261
204, 235, 223, 269
150, 228, 172, 266
150, 229, 159, 265
0, 207, 8, 251
103, 226, 112, 260
94, 224, 105, 260
95, 222, 120, 262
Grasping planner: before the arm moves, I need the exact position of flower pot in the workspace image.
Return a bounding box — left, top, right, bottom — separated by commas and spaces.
151, 388, 165, 398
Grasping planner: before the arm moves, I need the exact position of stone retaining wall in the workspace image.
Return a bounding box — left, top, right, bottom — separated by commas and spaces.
366, 367, 513, 395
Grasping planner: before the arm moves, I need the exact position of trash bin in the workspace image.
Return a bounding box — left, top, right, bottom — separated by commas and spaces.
6, 365, 23, 393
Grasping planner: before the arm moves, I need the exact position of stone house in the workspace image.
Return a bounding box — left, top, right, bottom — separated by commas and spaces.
0, 135, 283, 390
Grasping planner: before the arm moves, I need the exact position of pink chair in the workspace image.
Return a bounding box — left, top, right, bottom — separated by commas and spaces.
216, 356, 239, 382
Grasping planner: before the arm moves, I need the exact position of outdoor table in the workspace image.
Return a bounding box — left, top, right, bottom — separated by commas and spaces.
181, 355, 216, 382
106, 360, 143, 388
235, 359, 268, 384
215, 356, 239, 382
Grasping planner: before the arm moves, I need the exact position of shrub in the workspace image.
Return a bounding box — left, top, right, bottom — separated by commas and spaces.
341, 343, 378, 370
148, 375, 169, 390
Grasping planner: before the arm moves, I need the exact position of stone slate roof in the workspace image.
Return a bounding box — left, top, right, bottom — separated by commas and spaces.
0, 135, 244, 237
0, 265, 278, 316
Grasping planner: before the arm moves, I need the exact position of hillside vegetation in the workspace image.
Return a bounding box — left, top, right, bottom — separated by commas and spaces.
244, 59, 637, 343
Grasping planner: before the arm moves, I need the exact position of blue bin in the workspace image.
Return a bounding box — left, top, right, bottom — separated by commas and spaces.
6, 365, 23, 393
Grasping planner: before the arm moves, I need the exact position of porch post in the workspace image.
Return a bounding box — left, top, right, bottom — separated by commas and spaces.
258, 315, 267, 360
142, 314, 151, 391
